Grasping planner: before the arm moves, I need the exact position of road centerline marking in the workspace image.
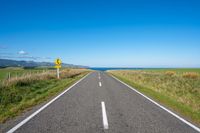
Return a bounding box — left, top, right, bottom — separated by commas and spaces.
101, 101, 109, 130
99, 81, 102, 87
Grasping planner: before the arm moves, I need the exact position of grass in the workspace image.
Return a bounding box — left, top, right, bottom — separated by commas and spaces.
0, 67, 46, 81
0, 68, 90, 123
108, 69, 200, 125
141, 68, 200, 73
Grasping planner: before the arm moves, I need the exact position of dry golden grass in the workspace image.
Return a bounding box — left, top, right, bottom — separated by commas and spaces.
109, 70, 200, 125
182, 72, 199, 79
165, 71, 176, 76
1, 68, 89, 88
109, 70, 200, 111
1, 71, 54, 87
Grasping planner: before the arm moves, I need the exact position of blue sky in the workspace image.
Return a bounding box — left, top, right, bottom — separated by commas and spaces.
0, 0, 200, 67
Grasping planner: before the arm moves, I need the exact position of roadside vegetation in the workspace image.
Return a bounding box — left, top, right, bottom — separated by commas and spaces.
0, 67, 43, 81
108, 69, 200, 125
0, 68, 90, 123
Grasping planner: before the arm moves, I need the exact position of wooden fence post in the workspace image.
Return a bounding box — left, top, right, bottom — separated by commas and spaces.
8, 72, 11, 81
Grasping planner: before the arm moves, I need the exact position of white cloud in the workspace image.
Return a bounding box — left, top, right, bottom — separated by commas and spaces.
1, 50, 52, 61
18, 50, 28, 55
42, 57, 52, 59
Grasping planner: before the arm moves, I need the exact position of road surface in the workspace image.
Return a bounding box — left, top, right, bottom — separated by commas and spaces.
3, 72, 200, 133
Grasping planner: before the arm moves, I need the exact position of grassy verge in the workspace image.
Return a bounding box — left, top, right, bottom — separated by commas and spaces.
108, 70, 200, 126
0, 69, 90, 123
138, 68, 200, 73
0, 67, 48, 81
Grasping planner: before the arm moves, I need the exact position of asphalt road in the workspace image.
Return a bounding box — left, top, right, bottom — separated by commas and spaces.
4, 72, 200, 133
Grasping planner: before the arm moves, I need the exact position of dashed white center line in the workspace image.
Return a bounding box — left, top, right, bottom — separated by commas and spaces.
99, 82, 102, 87
101, 101, 109, 130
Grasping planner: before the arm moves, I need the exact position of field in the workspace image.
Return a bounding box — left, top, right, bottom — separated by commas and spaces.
108, 68, 200, 125
0, 67, 50, 81
140, 68, 200, 73
0, 67, 90, 123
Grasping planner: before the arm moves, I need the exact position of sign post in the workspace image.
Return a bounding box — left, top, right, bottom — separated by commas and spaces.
55, 58, 62, 79
57, 67, 60, 79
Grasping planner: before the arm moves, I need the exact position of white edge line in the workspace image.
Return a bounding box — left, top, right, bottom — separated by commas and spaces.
111, 75, 200, 133
7, 73, 91, 133
99, 82, 102, 87
101, 101, 109, 129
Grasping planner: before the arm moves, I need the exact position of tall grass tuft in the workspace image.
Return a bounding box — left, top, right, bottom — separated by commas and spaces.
182, 72, 199, 79
165, 71, 176, 76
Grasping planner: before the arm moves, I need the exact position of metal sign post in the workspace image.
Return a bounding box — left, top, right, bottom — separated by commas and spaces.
55, 58, 62, 79
57, 67, 60, 79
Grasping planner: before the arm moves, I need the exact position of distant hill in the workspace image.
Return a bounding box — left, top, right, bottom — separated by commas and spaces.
0, 59, 88, 68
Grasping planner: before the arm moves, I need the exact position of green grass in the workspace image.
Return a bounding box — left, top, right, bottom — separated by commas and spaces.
108, 69, 200, 125
0, 69, 89, 123
0, 67, 79, 81
141, 68, 200, 73
0, 67, 46, 81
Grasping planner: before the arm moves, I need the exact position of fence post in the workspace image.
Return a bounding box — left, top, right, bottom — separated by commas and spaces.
8, 72, 11, 81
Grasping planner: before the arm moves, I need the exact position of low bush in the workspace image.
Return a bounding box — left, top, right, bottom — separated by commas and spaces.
165, 71, 176, 76
182, 72, 199, 79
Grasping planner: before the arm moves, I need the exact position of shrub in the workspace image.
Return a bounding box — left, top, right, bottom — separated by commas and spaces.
182, 72, 199, 79
165, 71, 176, 76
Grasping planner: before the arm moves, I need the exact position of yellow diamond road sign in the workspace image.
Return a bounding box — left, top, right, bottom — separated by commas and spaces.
55, 58, 62, 65
55, 58, 62, 69
55, 65, 61, 68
